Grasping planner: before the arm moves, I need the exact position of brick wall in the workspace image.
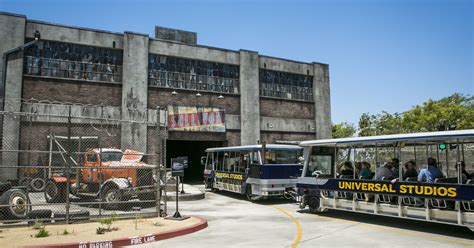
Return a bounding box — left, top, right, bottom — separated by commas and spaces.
260, 98, 314, 119
23, 77, 122, 106
18, 122, 121, 167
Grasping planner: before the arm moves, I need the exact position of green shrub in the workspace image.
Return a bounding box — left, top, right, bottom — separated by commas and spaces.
34, 227, 50, 238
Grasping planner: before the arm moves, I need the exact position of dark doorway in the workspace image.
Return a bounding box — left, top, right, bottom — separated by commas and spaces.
166, 140, 223, 183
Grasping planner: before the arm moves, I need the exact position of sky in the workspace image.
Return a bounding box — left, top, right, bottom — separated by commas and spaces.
1, 0, 472, 126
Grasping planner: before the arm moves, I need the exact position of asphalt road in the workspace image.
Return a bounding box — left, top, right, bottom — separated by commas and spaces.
135, 187, 473, 248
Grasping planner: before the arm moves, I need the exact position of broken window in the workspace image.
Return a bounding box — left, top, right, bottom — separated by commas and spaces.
24, 39, 123, 83
259, 69, 313, 101
148, 54, 240, 94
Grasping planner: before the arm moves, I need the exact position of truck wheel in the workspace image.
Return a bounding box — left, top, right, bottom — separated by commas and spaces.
30, 178, 46, 192
102, 185, 122, 210
0, 189, 30, 219
44, 180, 67, 203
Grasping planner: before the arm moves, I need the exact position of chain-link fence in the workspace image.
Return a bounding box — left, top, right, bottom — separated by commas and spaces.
0, 99, 168, 226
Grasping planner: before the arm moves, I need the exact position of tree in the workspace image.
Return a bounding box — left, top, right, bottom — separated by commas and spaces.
332, 122, 356, 138
357, 93, 474, 135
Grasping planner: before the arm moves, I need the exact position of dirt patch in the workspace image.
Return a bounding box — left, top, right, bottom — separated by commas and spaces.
0, 217, 200, 248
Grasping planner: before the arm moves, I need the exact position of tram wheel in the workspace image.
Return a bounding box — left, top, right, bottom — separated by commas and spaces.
246, 185, 256, 201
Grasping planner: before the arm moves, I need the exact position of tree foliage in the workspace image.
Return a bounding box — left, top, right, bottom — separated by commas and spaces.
357, 93, 474, 136
332, 122, 356, 138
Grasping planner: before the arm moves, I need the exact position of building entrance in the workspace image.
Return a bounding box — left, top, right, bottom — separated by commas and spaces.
166, 140, 223, 182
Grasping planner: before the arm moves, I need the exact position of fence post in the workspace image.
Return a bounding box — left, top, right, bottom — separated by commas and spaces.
155, 106, 161, 217
65, 104, 72, 224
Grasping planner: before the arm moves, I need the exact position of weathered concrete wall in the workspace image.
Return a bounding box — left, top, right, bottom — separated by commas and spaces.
225, 114, 240, 130
149, 39, 239, 65
239, 50, 260, 145
148, 88, 240, 115
261, 131, 315, 144
260, 98, 315, 119
260, 116, 315, 133
259, 55, 313, 75
226, 131, 241, 146
0, 13, 26, 180
23, 78, 122, 106
25, 20, 123, 48
121, 32, 149, 152
313, 63, 332, 139
155, 26, 197, 45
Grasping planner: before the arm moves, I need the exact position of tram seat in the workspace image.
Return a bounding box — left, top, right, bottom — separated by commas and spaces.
430, 178, 457, 210
462, 180, 474, 212
402, 177, 424, 207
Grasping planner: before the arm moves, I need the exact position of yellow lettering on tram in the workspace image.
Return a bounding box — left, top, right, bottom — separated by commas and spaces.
399, 185, 407, 193
389, 184, 396, 193
374, 184, 381, 192
447, 187, 457, 197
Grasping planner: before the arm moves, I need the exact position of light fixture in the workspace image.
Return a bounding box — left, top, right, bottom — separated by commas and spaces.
196, 92, 202, 97
218, 94, 224, 99
171, 90, 178, 95
34, 30, 41, 40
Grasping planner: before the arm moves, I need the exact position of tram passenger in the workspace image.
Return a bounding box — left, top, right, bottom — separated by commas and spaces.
360, 162, 373, 179
391, 158, 400, 177
457, 161, 472, 181
373, 162, 393, 180
417, 157, 444, 183
339, 161, 354, 177
402, 160, 418, 180
354, 162, 362, 178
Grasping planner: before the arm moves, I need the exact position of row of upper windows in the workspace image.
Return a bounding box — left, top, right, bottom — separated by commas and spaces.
259, 69, 313, 88
24, 39, 123, 65
149, 54, 240, 79
22, 40, 313, 89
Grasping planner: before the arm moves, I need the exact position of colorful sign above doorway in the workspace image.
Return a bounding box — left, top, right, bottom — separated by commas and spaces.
167, 106, 226, 132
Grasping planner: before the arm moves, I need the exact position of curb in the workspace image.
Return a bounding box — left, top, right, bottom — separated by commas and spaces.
23, 216, 208, 248
166, 192, 205, 201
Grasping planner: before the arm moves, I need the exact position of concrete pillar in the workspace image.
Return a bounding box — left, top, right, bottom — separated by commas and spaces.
121, 32, 149, 152
0, 13, 26, 181
239, 50, 260, 145
313, 62, 332, 139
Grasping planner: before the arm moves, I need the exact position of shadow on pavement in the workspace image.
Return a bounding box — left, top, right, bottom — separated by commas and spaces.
298, 209, 474, 240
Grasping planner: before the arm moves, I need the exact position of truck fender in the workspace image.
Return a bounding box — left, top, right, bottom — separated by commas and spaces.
51, 177, 67, 183
99, 178, 131, 193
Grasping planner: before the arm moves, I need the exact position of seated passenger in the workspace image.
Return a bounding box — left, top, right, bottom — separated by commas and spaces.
339, 161, 354, 177
391, 158, 400, 177
403, 160, 418, 180
354, 162, 362, 178
417, 157, 444, 183
360, 162, 372, 179
373, 162, 393, 180
457, 161, 472, 181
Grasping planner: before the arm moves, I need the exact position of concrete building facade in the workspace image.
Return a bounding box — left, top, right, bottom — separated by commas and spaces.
0, 12, 331, 181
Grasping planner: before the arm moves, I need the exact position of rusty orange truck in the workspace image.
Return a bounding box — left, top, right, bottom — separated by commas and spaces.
44, 148, 156, 209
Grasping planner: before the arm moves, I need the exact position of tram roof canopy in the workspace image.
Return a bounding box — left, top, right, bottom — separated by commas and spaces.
206, 144, 303, 152
300, 129, 474, 147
